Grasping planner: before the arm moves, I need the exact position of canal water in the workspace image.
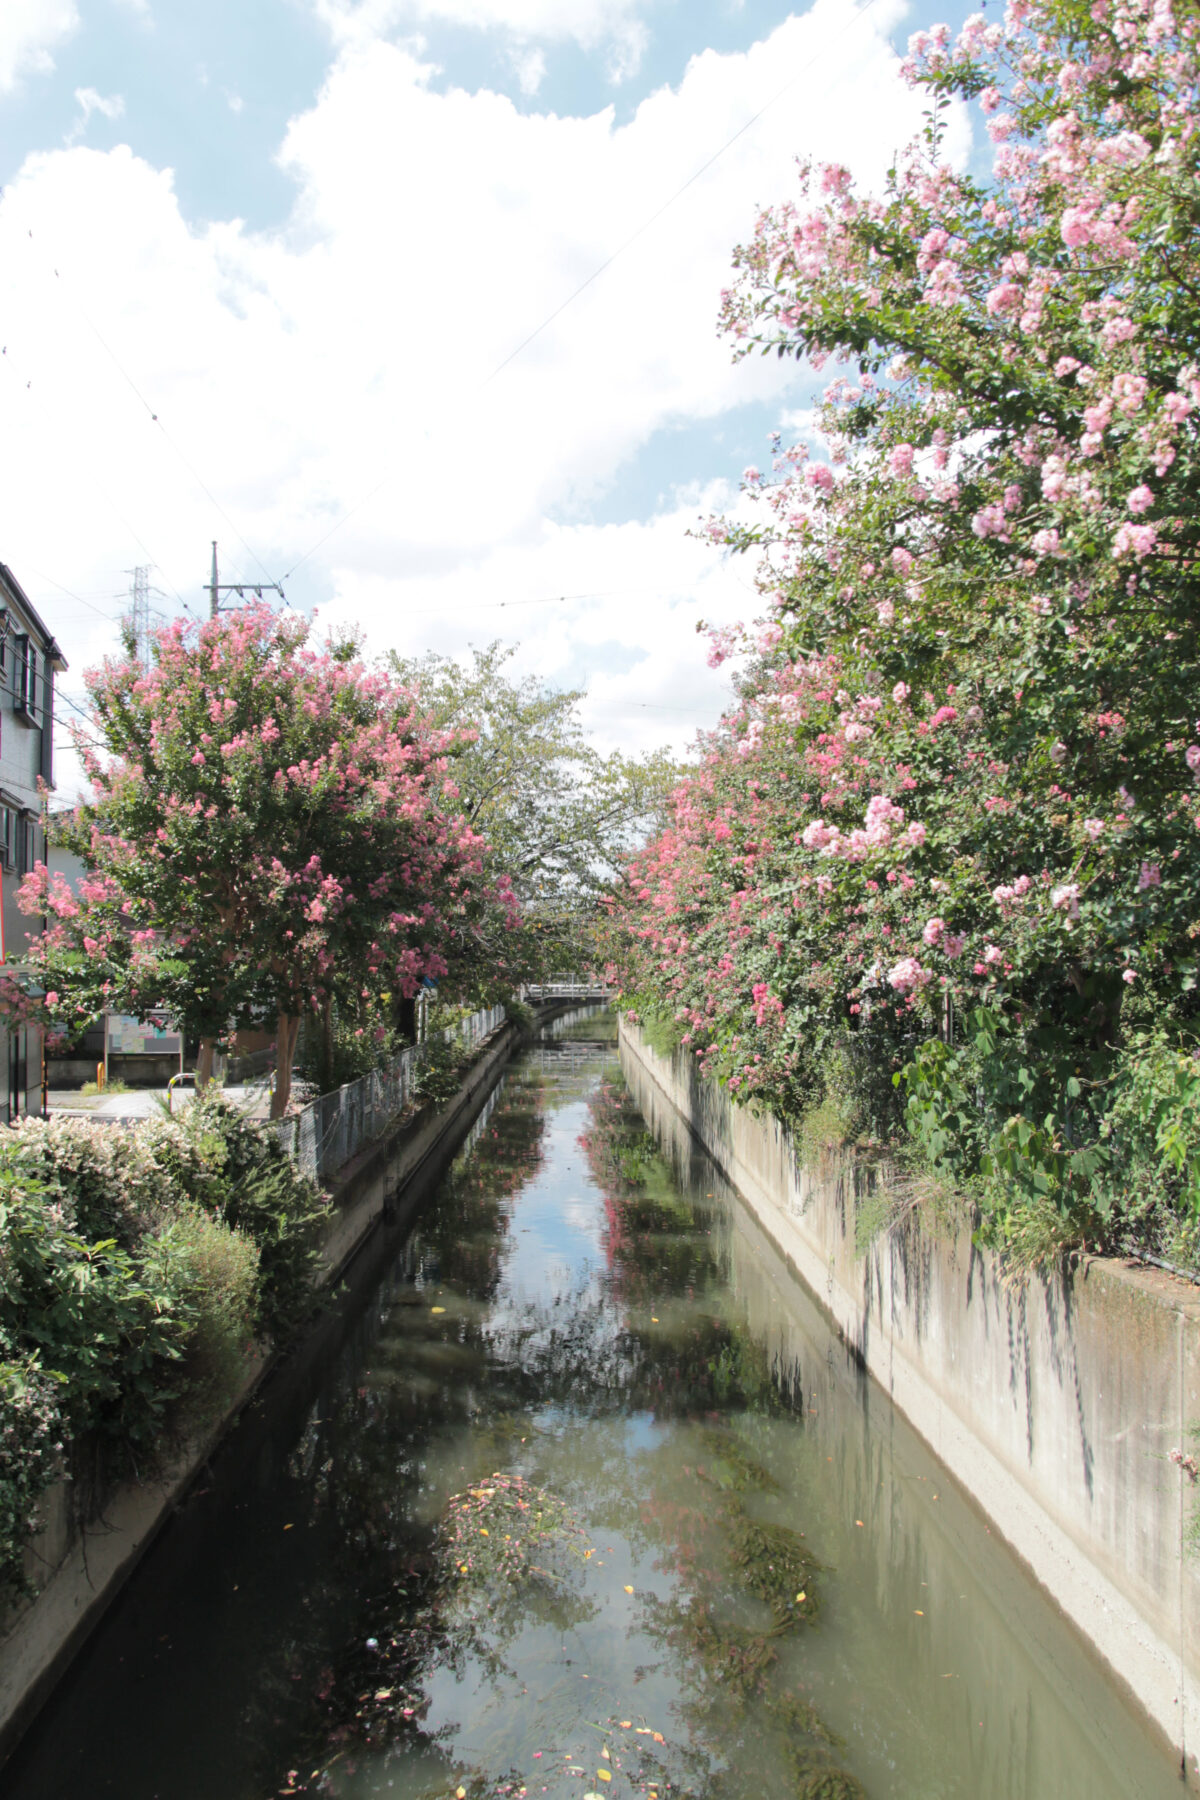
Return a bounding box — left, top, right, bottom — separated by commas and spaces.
4, 1015, 1181, 1800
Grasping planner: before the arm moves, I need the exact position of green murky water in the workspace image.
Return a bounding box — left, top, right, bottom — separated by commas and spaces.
3, 1016, 1181, 1799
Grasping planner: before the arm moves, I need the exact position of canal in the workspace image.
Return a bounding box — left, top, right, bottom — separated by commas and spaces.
4, 1014, 1181, 1799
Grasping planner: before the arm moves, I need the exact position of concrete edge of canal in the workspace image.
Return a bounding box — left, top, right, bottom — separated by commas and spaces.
0, 1007, 571, 1772
619, 1017, 1200, 1777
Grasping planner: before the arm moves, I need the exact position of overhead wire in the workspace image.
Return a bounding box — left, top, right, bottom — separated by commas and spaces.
9, 222, 282, 595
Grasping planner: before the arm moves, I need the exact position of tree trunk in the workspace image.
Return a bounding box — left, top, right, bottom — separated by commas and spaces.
196, 1036, 216, 1090
271, 1012, 300, 1120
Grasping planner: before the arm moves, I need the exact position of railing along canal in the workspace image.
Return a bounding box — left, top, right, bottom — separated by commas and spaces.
274, 1002, 507, 1181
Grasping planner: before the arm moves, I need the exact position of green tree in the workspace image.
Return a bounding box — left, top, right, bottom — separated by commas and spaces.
389, 642, 678, 980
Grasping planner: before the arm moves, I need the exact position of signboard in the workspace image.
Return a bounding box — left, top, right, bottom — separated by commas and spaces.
106, 1014, 182, 1056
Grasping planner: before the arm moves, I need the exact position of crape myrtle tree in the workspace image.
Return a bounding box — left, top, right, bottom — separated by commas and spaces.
390, 642, 679, 979
16, 605, 517, 1116
616, 0, 1200, 1240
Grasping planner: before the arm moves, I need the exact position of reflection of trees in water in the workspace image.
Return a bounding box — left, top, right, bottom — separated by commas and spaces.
251, 1066, 862, 1799
255, 1473, 604, 1798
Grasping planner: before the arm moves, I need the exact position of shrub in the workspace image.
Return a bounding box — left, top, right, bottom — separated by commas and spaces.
0, 1116, 177, 1249
0, 1167, 189, 1458
412, 1039, 469, 1110
142, 1204, 259, 1428
0, 1353, 65, 1598
144, 1092, 329, 1341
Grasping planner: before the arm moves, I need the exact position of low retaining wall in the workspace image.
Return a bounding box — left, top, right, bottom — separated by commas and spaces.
0, 1014, 522, 1768
620, 1019, 1200, 1768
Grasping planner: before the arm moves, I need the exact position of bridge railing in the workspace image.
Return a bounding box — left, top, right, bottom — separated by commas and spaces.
523, 982, 612, 999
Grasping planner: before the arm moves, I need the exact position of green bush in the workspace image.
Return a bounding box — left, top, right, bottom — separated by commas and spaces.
412, 1039, 469, 1109
142, 1204, 259, 1427
0, 1167, 189, 1457
144, 1092, 329, 1341
0, 1353, 65, 1597
0, 1116, 177, 1249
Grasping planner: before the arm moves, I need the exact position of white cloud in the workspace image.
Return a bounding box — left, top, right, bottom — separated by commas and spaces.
66, 86, 126, 144
507, 42, 546, 96
312, 0, 651, 77
0, 0, 78, 93
0, 1, 966, 789
225, 88, 244, 113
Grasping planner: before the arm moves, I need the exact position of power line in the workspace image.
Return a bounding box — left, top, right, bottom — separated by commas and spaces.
402, 585, 703, 619
4, 225, 281, 595
281, 0, 887, 582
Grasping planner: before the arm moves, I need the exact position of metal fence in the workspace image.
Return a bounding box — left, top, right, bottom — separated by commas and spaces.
275, 1002, 507, 1182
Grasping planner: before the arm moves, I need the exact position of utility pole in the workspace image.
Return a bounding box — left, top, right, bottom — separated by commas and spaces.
208, 541, 284, 617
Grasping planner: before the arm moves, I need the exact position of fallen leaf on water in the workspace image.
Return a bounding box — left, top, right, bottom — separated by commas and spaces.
795, 1591, 806, 1603
432, 1306, 446, 1315
596, 1770, 612, 1783
915, 1609, 925, 1616
652, 1733, 665, 1745
651, 1317, 659, 1323
855, 1520, 864, 1528
623, 1585, 635, 1595
601, 1747, 610, 1760
619, 1721, 631, 1729
480, 1528, 489, 1537
585, 1792, 604, 1799
457, 1788, 467, 1798
374, 1689, 392, 1700
283, 1524, 294, 1531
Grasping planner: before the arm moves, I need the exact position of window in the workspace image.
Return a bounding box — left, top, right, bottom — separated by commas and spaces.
0, 809, 14, 870
11, 635, 36, 720
16, 814, 35, 876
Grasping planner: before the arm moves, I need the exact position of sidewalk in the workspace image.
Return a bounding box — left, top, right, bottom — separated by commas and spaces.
47, 1081, 276, 1123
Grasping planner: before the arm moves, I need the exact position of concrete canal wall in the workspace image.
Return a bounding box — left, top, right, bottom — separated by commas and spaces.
0, 1010, 537, 1769
620, 1018, 1200, 1769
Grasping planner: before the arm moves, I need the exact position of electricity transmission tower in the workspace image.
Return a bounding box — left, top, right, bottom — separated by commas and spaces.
207, 542, 284, 618
125, 565, 164, 672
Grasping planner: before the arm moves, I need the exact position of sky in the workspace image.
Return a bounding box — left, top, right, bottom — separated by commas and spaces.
0, 0, 976, 789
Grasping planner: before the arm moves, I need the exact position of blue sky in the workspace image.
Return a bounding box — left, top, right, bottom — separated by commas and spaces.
0, 0, 977, 777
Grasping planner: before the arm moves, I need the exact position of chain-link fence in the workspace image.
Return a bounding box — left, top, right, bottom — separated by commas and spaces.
274, 1003, 507, 1181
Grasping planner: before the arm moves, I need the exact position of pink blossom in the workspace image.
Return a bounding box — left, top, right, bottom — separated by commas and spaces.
1051, 882, 1081, 917
892, 681, 910, 705
888, 956, 930, 994
888, 444, 916, 477
1137, 861, 1161, 889
1111, 521, 1158, 559
1126, 484, 1155, 515
922, 917, 946, 947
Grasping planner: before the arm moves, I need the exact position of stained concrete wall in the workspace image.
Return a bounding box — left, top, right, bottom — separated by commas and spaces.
621, 1019, 1200, 1768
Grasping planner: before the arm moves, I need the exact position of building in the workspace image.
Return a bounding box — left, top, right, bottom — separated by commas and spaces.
0, 563, 66, 1122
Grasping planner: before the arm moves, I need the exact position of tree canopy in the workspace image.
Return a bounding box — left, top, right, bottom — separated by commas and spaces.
390, 642, 678, 978
21, 606, 517, 1114
614, 0, 1200, 1258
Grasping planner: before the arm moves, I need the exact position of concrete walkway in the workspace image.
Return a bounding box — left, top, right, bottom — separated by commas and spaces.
47, 1081, 278, 1122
